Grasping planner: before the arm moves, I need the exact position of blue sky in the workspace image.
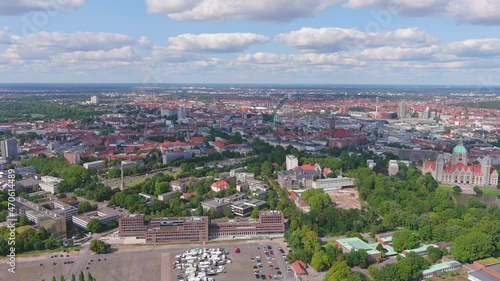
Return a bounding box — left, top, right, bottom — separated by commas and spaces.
0, 0, 500, 85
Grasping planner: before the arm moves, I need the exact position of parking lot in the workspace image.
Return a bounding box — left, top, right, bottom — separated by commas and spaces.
169, 241, 294, 281
0, 240, 293, 281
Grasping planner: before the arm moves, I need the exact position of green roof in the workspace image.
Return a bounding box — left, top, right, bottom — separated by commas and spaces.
336, 238, 380, 256
453, 144, 467, 154
422, 261, 461, 276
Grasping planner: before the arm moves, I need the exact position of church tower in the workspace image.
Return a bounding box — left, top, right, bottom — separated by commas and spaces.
329, 115, 336, 138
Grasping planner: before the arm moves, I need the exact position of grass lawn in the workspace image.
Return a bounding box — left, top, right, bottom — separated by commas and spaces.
0, 246, 82, 259
478, 188, 500, 195
437, 185, 454, 192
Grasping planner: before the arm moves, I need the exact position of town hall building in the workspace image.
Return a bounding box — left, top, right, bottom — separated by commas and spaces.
422, 140, 498, 186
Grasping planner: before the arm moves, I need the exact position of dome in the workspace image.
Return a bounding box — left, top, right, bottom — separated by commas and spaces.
453, 144, 467, 154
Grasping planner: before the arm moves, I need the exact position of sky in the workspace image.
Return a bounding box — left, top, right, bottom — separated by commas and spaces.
0, 0, 500, 86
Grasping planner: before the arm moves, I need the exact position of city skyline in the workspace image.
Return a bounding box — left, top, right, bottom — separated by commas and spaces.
0, 1, 500, 85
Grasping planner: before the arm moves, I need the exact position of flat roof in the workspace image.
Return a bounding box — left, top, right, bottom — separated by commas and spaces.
468, 270, 500, 281
336, 237, 380, 256
405, 244, 438, 254
422, 261, 461, 276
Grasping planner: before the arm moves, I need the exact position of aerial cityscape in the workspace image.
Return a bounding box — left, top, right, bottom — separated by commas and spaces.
1, 1, 500, 281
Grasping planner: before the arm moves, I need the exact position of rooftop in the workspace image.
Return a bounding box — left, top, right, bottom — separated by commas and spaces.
422, 261, 461, 276
335, 237, 380, 256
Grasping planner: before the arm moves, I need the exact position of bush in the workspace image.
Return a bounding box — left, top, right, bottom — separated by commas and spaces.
453, 185, 462, 193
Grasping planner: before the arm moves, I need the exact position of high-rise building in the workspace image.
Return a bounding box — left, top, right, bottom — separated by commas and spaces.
0, 138, 17, 160
177, 106, 187, 120
160, 108, 175, 117
90, 96, 99, 104
286, 155, 299, 171
399, 102, 407, 119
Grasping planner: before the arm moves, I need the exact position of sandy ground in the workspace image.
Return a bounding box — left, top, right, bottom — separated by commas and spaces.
327, 188, 362, 209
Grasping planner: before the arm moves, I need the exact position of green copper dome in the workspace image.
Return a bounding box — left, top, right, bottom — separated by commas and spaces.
453, 144, 467, 154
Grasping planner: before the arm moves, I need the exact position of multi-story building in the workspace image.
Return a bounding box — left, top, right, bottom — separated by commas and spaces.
311, 177, 354, 191
118, 214, 147, 238
14, 198, 67, 239
388, 160, 399, 176
39, 176, 63, 194
145, 217, 209, 244
118, 211, 286, 243
63, 152, 80, 165
83, 160, 106, 169
0, 138, 17, 160
201, 194, 247, 216
422, 141, 499, 186
278, 163, 322, 190
399, 102, 407, 119
72, 207, 121, 231
209, 211, 285, 239
286, 155, 299, 171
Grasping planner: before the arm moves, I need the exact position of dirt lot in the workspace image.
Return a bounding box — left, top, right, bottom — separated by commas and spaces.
327, 188, 362, 209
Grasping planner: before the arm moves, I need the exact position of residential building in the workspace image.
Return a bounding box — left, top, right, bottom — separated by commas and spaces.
63, 152, 80, 164
162, 151, 193, 164
90, 96, 99, 104
399, 101, 408, 119
291, 260, 308, 280
0, 138, 17, 160
118, 214, 147, 238
211, 180, 230, 192
170, 177, 197, 193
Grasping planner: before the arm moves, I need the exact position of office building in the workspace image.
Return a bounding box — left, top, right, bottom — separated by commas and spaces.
145, 217, 209, 244
39, 176, 63, 194
0, 138, 17, 160
14, 198, 67, 239
118, 214, 147, 238
177, 106, 187, 121
399, 102, 407, 119
209, 210, 285, 239
72, 207, 121, 231
90, 96, 99, 104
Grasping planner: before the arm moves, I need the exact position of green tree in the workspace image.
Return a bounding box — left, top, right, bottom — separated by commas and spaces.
60, 276, 66, 281
392, 231, 419, 252
311, 250, 330, 271
78, 201, 94, 213
89, 239, 109, 254
52, 277, 57, 281
426, 246, 442, 264
87, 272, 94, 281
452, 231, 495, 263
222, 206, 233, 218
79, 271, 85, 281
71, 274, 76, 281
86, 218, 103, 233
453, 185, 462, 193
251, 208, 260, 219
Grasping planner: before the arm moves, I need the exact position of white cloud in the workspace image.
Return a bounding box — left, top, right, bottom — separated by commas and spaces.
0, 27, 13, 44
138, 36, 151, 47
145, 0, 342, 22
0, 0, 86, 15
357, 46, 438, 61
167, 33, 269, 53
52, 47, 138, 62
344, 0, 500, 25
236, 52, 362, 66
445, 39, 500, 57
4, 31, 136, 60
276, 27, 437, 52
